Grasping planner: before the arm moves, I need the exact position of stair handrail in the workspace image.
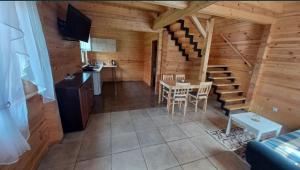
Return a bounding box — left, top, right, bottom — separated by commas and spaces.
220, 33, 252, 68
190, 15, 207, 38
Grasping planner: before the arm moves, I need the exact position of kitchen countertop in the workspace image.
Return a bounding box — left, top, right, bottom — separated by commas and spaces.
82, 64, 118, 72
56, 72, 92, 89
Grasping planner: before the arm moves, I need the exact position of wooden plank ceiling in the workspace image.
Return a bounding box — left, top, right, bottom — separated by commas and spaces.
148, 1, 285, 25
152, 1, 216, 29
65, 1, 289, 33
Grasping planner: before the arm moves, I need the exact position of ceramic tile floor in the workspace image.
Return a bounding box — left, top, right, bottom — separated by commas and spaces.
38, 105, 250, 170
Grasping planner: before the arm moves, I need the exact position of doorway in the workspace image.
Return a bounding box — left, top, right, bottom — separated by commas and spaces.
151, 40, 158, 87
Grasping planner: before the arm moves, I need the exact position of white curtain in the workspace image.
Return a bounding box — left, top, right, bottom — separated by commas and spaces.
0, 1, 55, 165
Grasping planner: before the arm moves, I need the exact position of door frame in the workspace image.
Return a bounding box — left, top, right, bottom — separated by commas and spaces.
151, 40, 158, 87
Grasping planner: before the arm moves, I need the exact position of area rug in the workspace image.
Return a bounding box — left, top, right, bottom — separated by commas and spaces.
207, 127, 255, 159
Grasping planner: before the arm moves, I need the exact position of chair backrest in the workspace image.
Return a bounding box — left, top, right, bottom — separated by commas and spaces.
175, 82, 190, 86
162, 74, 174, 81
173, 83, 191, 99
175, 74, 185, 81
197, 82, 212, 97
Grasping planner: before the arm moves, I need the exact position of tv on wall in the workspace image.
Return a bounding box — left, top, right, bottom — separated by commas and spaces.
57, 4, 91, 42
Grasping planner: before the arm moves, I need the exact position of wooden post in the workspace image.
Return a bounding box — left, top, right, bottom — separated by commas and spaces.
153, 1, 215, 30
199, 18, 214, 82
190, 15, 207, 38
246, 24, 273, 105
155, 29, 168, 94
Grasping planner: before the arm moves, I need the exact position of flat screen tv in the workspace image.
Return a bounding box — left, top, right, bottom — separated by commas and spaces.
57, 4, 91, 42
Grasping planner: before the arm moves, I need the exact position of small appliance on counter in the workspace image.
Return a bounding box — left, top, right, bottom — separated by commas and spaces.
111, 60, 117, 66
64, 73, 75, 80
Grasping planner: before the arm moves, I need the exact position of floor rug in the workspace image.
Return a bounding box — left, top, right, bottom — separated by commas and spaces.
207, 127, 255, 159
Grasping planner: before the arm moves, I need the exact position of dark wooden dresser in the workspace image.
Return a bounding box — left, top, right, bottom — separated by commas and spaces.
55, 72, 94, 132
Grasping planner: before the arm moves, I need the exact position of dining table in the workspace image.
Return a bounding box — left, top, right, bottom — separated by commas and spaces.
158, 79, 202, 104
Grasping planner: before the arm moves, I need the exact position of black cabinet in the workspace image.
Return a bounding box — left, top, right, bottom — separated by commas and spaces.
55, 72, 94, 132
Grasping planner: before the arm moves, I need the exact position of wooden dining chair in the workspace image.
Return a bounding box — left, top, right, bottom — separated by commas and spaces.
188, 82, 212, 112
162, 74, 174, 102
162, 74, 174, 81
168, 83, 191, 117
175, 74, 185, 81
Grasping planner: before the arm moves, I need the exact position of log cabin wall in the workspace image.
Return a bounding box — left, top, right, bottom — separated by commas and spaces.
157, 17, 209, 84
159, 18, 203, 80
87, 29, 146, 82
250, 3, 300, 131
68, 2, 158, 83
41, 3, 82, 83
68, 2, 158, 33
209, 18, 265, 92
160, 34, 202, 80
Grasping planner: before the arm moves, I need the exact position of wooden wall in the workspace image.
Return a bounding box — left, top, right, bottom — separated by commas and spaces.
69, 2, 159, 83
46, 3, 82, 83
157, 18, 203, 81
160, 32, 202, 80
250, 3, 300, 131
143, 32, 159, 86
69, 2, 158, 33
209, 18, 264, 91
88, 29, 146, 82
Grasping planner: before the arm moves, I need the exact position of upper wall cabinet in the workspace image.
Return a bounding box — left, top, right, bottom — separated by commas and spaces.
91, 38, 117, 52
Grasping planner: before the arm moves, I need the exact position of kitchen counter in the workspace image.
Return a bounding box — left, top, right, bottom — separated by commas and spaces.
82, 64, 117, 72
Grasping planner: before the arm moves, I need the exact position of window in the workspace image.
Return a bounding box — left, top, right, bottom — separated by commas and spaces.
80, 38, 91, 65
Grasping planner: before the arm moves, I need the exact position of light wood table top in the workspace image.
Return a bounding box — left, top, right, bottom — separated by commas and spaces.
160, 79, 202, 89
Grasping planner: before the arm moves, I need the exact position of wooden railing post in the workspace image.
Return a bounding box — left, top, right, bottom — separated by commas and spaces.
199, 18, 214, 82
154, 29, 168, 94
190, 15, 207, 38
246, 24, 273, 106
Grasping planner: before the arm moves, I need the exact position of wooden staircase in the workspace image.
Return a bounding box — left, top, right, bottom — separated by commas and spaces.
165, 19, 204, 61
207, 65, 249, 115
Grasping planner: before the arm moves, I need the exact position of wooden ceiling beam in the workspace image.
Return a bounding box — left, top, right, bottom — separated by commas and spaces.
99, 1, 167, 13
147, 1, 277, 24
152, 1, 215, 30
201, 3, 277, 24
242, 1, 284, 14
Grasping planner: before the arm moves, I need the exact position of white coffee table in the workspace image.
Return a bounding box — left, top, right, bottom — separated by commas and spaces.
226, 112, 282, 141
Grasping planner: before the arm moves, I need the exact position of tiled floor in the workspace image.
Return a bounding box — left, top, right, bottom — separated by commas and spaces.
38, 105, 250, 170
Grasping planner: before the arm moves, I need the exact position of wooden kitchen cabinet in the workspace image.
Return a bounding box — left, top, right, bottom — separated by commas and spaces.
55, 72, 94, 132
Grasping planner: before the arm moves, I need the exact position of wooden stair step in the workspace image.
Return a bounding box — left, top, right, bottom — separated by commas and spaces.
207, 70, 232, 74
186, 48, 198, 53
216, 89, 243, 94
186, 51, 198, 57
192, 36, 202, 42
174, 31, 186, 37
220, 96, 246, 102
213, 83, 241, 87
207, 65, 228, 68
224, 103, 249, 111
184, 48, 195, 54
181, 42, 193, 47
208, 76, 236, 80
170, 23, 181, 31
178, 37, 190, 43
